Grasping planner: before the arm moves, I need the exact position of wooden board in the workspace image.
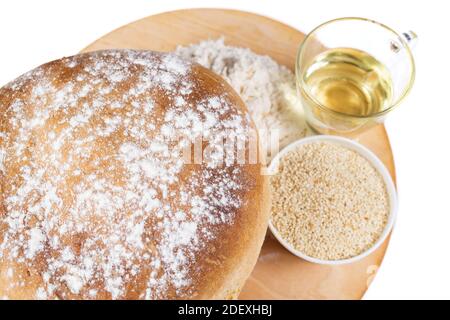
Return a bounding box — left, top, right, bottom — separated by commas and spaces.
82, 8, 396, 300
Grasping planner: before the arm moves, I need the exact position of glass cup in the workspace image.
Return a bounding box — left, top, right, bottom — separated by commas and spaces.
296, 17, 416, 136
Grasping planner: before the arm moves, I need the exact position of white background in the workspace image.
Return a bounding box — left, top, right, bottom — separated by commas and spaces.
0, 0, 448, 299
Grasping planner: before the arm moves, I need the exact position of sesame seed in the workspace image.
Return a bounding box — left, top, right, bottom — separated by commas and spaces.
270, 141, 390, 261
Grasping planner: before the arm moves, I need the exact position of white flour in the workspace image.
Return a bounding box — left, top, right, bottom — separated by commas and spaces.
0, 50, 253, 299
176, 38, 309, 161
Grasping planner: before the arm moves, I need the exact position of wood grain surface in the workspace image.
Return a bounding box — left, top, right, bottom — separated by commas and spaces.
82, 8, 396, 300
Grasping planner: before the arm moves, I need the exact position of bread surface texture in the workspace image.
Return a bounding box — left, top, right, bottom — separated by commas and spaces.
0, 50, 269, 300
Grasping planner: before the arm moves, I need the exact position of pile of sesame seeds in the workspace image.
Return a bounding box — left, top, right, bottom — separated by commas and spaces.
270, 141, 390, 261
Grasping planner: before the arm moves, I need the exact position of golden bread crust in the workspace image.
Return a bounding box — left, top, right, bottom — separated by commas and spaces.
0, 50, 269, 300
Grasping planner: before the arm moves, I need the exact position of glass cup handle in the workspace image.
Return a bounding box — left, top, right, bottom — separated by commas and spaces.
402, 31, 418, 48
391, 30, 418, 52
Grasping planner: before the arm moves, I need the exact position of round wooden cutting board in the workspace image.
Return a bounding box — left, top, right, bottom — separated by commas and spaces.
82, 9, 396, 300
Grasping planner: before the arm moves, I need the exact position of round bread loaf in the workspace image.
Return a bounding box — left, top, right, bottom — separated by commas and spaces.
0, 50, 269, 300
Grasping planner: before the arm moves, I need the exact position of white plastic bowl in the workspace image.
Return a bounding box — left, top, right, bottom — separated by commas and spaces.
268, 135, 398, 265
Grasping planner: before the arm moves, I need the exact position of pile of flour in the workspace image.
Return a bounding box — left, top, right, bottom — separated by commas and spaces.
175, 38, 308, 162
